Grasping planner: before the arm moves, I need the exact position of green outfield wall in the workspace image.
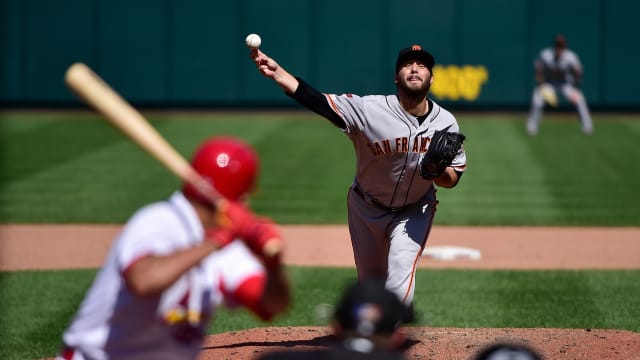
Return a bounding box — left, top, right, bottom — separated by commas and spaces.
1, 0, 638, 109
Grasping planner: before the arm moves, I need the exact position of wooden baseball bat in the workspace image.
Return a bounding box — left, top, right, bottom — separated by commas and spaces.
65, 62, 282, 258
64, 62, 221, 206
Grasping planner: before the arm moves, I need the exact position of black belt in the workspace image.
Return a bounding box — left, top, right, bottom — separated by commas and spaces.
352, 186, 403, 212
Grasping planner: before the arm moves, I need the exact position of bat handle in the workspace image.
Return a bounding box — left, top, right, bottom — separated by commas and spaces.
185, 171, 223, 207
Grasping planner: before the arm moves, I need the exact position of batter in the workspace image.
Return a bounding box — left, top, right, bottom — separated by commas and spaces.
56, 137, 290, 360
250, 45, 467, 307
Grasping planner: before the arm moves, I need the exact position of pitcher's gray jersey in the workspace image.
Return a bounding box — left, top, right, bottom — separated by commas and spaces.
326, 93, 467, 209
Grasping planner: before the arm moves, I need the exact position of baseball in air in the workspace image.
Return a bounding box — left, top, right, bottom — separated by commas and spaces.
245, 33, 262, 49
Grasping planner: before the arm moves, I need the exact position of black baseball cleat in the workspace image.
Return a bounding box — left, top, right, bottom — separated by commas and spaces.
403, 302, 416, 323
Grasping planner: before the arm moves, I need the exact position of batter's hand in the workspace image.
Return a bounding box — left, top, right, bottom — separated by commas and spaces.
207, 200, 255, 246
243, 217, 283, 269
205, 227, 236, 248
205, 201, 250, 248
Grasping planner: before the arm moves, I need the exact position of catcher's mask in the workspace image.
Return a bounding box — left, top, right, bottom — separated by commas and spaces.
183, 136, 259, 202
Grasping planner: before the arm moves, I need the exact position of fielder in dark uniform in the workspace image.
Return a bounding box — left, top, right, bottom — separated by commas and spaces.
257, 278, 411, 360
250, 45, 467, 309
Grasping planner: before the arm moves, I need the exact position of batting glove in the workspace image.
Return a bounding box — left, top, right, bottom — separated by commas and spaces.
243, 217, 283, 269
206, 200, 255, 247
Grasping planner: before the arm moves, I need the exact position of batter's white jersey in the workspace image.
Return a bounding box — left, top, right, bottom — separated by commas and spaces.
59, 191, 265, 360
326, 94, 466, 208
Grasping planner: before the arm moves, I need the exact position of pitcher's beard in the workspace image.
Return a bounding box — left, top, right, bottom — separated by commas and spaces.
399, 82, 431, 102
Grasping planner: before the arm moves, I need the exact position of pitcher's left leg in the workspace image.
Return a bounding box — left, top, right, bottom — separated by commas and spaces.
386, 202, 435, 304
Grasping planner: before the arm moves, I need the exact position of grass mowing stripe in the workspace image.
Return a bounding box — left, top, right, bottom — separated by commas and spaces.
490, 271, 602, 329
208, 268, 640, 332
415, 269, 640, 330
0, 270, 96, 360
436, 117, 559, 225
0, 117, 119, 184
526, 117, 640, 225
2, 138, 177, 223
585, 270, 640, 330
242, 118, 353, 222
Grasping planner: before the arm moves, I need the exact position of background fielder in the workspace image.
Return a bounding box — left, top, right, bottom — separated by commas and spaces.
526, 34, 594, 136
250, 44, 466, 310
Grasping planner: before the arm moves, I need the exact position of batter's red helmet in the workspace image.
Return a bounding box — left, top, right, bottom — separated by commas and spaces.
183, 136, 259, 202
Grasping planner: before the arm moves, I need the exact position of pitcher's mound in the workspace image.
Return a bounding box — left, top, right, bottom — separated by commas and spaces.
199, 326, 640, 359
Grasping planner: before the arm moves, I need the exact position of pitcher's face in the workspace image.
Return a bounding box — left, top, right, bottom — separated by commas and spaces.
395, 60, 433, 94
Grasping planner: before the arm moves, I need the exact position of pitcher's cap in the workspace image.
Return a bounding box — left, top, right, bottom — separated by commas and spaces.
396, 44, 435, 72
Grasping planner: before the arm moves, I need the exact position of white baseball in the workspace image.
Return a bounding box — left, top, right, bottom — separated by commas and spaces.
245, 33, 262, 49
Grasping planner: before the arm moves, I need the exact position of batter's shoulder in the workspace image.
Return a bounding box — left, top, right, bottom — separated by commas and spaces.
126, 201, 181, 232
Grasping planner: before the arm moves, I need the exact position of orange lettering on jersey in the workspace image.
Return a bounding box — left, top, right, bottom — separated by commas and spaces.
370, 136, 432, 157
420, 137, 428, 152
382, 139, 392, 154
373, 142, 385, 156
367, 143, 376, 155
411, 137, 420, 152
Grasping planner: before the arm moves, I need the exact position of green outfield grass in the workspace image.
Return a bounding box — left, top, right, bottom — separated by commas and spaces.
1, 267, 639, 360
1, 111, 639, 225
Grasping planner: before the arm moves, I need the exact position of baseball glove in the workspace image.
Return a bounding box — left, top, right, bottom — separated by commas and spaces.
538, 84, 558, 107
420, 127, 466, 180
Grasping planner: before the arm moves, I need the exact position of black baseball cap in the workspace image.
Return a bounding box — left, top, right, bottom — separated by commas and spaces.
395, 44, 435, 72
334, 278, 412, 336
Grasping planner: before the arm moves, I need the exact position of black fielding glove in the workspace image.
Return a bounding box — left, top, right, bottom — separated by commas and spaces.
420, 127, 466, 179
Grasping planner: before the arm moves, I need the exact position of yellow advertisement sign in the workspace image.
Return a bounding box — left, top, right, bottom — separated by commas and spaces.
431, 65, 489, 101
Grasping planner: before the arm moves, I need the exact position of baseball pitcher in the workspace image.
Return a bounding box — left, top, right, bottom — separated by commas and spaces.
250, 44, 467, 312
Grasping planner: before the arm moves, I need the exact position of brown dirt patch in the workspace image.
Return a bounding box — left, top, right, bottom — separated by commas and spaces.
198, 326, 640, 360
2, 224, 639, 359
3, 225, 639, 270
